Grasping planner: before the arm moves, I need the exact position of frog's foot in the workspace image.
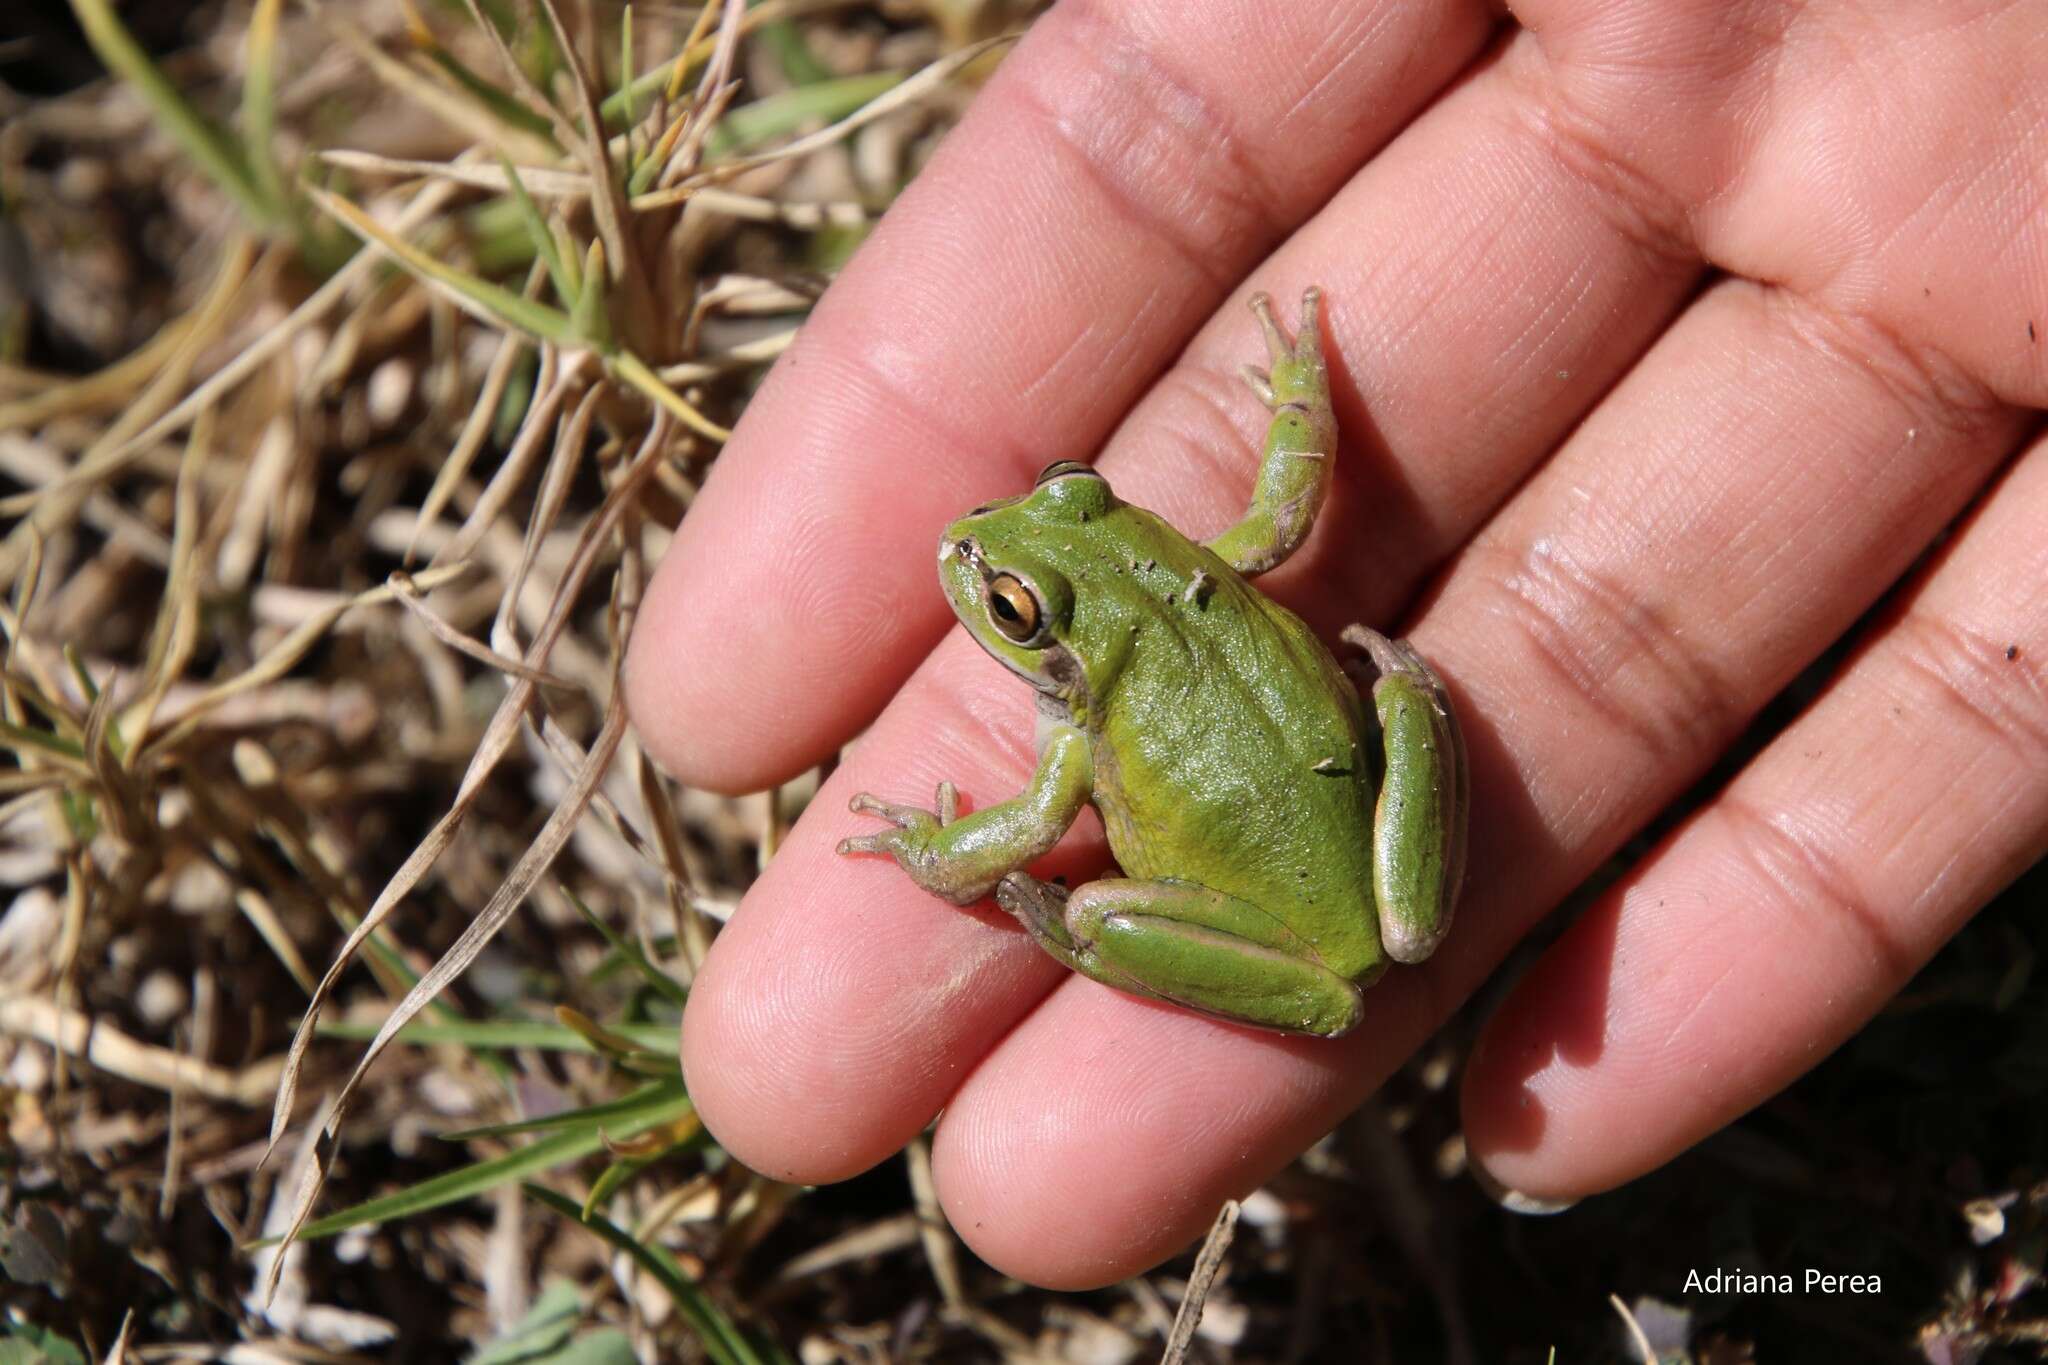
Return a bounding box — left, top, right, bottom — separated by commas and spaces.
1239, 286, 1326, 412
995, 872, 1085, 968
1338, 625, 1439, 697
837, 781, 958, 855
1339, 625, 1469, 965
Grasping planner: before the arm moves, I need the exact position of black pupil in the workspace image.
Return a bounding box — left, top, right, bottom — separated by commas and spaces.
992, 594, 1020, 622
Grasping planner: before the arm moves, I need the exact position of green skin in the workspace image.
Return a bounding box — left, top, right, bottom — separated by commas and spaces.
838, 289, 1468, 1037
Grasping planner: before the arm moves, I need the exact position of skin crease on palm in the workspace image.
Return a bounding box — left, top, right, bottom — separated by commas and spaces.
622, 0, 2048, 1290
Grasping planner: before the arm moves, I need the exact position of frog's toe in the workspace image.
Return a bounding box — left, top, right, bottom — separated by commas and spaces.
1247, 289, 1288, 363
996, 873, 1081, 958
1292, 285, 1323, 361
1239, 362, 1277, 407
846, 792, 932, 828
835, 832, 882, 856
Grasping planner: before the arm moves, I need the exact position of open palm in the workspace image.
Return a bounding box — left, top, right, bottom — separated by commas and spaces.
626, 0, 2048, 1288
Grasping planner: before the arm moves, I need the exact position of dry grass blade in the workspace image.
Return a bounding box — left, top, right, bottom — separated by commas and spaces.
101, 1307, 135, 1365
319, 149, 871, 228
904, 1136, 964, 1311
261, 418, 669, 1295
1160, 1200, 1239, 1365
659, 0, 745, 188
323, 9, 558, 164
0, 303, 207, 433
389, 573, 573, 688
495, 383, 603, 650
261, 687, 630, 1305
643, 33, 1019, 207
136, 562, 471, 757
0, 996, 283, 1106
407, 267, 542, 563
125, 410, 212, 750
1611, 1294, 1657, 1365
11, 178, 461, 579
434, 347, 583, 569
0, 237, 258, 586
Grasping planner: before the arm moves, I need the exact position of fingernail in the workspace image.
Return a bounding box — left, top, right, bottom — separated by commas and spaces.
1467, 1148, 1579, 1216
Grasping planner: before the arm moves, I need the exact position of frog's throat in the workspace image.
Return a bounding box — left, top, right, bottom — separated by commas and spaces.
966, 626, 1090, 727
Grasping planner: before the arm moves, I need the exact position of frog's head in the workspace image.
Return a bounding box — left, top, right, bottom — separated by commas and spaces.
938, 461, 1118, 713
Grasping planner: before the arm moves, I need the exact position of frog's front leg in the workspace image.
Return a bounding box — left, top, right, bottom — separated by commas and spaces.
1343, 625, 1468, 964
837, 726, 1092, 906
996, 875, 1368, 1037
1204, 287, 1339, 577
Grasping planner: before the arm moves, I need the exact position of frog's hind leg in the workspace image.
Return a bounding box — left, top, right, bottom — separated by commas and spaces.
996, 874, 1366, 1037
1342, 624, 1469, 964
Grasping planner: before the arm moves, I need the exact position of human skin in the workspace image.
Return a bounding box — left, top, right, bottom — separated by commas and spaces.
625, 0, 2048, 1289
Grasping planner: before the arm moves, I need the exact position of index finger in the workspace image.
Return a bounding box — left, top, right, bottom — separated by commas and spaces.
625, 0, 1494, 793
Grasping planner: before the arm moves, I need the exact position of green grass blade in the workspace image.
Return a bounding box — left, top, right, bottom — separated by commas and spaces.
421, 47, 563, 145
440, 1081, 691, 1141
66, 0, 277, 228
286, 1084, 693, 1241
317, 1016, 675, 1054
714, 72, 904, 154
565, 887, 689, 1008
570, 239, 611, 348
497, 157, 573, 309
524, 1184, 768, 1365
0, 720, 86, 764
579, 1153, 653, 1219
241, 0, 288, 220
617, 6, 638, 128
610, 349, 731, 442
757, 20, 833, 87
308, 186, 577, 344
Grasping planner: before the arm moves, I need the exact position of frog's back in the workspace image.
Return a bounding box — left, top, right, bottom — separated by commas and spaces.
1087, 534, 1383, 981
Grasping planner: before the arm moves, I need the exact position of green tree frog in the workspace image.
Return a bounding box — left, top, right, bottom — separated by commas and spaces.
838, 289, 1468, 1036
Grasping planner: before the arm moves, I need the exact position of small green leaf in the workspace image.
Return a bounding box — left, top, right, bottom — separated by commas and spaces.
551, 217, 585, 299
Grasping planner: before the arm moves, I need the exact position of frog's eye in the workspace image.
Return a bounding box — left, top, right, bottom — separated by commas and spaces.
1034, 460, 1096, 486
985, 573, 1043, 643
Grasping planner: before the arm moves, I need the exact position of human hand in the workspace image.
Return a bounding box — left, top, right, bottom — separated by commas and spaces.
625, 0, 2048, 1288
